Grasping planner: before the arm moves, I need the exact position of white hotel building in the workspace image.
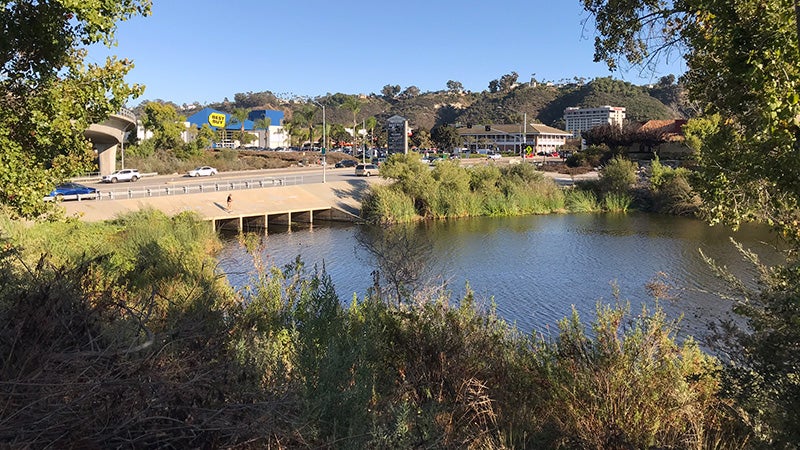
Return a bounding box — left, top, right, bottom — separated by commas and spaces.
564, 106, 626, 137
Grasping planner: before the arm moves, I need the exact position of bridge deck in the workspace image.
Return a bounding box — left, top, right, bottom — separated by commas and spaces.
61, 180, 374, 229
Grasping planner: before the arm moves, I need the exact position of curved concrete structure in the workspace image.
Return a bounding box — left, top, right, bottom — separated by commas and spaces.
85, 109, 137, 176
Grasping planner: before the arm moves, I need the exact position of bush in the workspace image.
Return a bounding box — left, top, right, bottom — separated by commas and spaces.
531, 303, 745, 449
603, 192, 633, 212
565, 189, 601, 213
599, 155, 638, 195
648, 157, 702, 216
361, 184, 419, 224
0, 213, 752, 448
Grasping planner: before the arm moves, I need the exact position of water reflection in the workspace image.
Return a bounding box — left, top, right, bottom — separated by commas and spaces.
217, 214, 784, 340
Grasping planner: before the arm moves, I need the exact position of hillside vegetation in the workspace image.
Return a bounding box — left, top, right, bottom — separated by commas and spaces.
155, 75, 686, 133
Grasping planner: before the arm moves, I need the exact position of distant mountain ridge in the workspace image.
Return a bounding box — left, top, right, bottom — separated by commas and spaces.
146, 76, 689, 132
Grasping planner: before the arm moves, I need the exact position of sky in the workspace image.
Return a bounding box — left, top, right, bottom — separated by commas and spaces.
87, 0, 687, 106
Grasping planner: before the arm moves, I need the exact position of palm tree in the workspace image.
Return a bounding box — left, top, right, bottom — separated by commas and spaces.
254, 117, 271, 148
365, 116, 377, 149
342, 96, 361, 149
230, 108, 249, 147
294, 104, 317, 149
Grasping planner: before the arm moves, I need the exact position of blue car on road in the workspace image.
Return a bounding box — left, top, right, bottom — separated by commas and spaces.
46, 182, 99, 201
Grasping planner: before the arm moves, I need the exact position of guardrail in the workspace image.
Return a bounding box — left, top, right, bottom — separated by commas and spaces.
97, 175, 304, 200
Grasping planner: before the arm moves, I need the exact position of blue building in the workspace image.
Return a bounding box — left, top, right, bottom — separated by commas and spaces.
184, 108, 288, 149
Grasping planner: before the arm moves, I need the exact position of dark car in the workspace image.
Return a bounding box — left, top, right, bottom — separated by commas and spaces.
46, 182, 99, 201
335, 159, 357, 168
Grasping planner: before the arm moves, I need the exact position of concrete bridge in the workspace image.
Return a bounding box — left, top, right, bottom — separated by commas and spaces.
84, 108, 137, 176
60, 179, 380, 232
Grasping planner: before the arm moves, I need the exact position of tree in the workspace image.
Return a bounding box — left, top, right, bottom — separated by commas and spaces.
253, 117, 271, 148
585, 0, 800, 444
488, 79, 500, 93
141, 101, 185, 151
293, 105, 318, 147
0, 0, 150, 218
229, 108, 250, 147
446, 80, 464, 94
399, 85, 421, 99
409, 128, 432, 150
364, 116, 377, 148
430, 125, 461, 151
341, 96, 361, 147
499, 71, 519, 91
381, 84, 401, 99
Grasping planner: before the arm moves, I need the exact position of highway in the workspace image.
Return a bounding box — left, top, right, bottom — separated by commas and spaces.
75, 156, 594, 202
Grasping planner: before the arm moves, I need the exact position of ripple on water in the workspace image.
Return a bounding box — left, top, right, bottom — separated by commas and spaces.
216, 213, 784, 338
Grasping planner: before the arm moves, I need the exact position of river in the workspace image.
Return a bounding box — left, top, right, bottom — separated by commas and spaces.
217, 213, 784, 339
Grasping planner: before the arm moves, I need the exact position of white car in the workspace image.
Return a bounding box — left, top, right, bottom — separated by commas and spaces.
487, 153, 502, 160
101, 168, 140, 183
188, 166, 218, 177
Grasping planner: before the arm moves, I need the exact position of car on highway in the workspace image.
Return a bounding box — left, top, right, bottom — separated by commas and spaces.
187, 166, 218, 177
335, 159, 357, 168
355, 163, 379, 176
101, 168, 140, 183
45, 182, 99, 201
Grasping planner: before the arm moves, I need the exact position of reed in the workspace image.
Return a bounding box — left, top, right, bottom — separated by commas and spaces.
603, 192, 633, 212
565, 189, 601, 212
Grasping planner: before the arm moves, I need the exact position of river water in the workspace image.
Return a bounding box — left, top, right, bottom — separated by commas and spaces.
217, 213, 784, 339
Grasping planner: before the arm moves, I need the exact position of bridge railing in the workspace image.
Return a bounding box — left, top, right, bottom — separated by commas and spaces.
97, 175, 304, 200
118, 108, 136, 121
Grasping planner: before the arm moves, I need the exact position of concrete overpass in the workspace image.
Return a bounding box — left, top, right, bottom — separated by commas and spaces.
84, 108, 137, 176
59, 179, 382, 232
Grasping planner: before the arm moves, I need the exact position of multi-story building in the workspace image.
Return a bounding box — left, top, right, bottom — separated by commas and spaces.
563, 106, 626, 137
456, 123, 572, 154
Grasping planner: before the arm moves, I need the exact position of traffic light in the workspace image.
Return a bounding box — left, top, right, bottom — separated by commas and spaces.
485, 125, 491, 131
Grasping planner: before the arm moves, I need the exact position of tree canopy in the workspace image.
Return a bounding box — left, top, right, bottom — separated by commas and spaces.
584, 0, 800, 444
0, 0, 151, 218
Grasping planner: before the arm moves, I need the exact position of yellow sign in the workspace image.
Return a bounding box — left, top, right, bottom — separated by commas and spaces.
208, 113, 226, 128
525, 145, 533, 155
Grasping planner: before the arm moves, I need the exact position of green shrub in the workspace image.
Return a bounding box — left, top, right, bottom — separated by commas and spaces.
648, 157, 701, 216
599, 155, 638, 194
361, 184, 419, 224
531, 302, 744, 449
566, 189, 601, 212
603, 192, 633, 212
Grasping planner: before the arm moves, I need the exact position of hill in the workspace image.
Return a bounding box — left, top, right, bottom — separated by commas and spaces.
146, 76, 688, 134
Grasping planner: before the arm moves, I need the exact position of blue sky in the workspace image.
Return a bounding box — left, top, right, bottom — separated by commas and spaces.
88, 0, 686, 106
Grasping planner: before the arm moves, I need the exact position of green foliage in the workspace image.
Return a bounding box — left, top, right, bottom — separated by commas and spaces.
647, 156, 701, 216
533, 302, 741, 449
430, 124, 462, 151
603, 192, 633, 212
585, 1, 800, 443
0, 1, 150, 218
565, 189, 601, 212
360, 184, 419, 224
366, 159, 569, 222
140, 101, 185, 150
599, 155, 638, 194
0, 211, 753, 448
